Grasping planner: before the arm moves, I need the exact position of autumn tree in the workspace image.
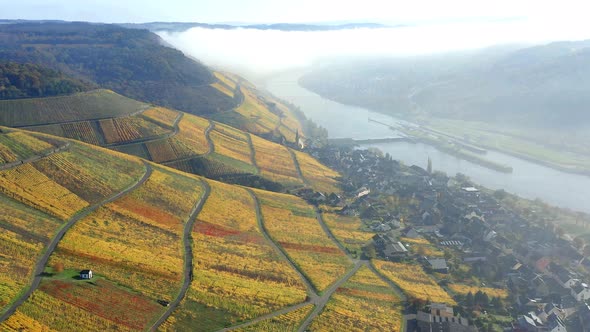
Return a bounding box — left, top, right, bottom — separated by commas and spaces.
53, 262, 64, 273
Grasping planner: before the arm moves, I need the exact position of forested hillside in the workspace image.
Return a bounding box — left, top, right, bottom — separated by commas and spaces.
0, 62, 93, 99
0, 22, 235, 115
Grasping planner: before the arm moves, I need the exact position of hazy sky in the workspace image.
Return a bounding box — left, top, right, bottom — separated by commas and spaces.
1, 0, 588, 24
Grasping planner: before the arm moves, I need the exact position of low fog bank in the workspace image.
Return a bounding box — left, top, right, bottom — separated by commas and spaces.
158, 17, 590, 79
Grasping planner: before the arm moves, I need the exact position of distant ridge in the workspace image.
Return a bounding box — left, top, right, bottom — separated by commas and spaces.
120, 21, 389, 32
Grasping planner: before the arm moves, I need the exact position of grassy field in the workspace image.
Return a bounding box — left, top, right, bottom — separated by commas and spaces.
0, 89, 149, 127
309, 265, 403, 331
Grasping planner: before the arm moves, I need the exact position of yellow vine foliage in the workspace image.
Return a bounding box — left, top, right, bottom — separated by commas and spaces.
0, 200, 59, 308
59, 121, 100, 145
310, 265, 403, 332
211, 82, 234, 98
6, 131, 54, 152
0, 141, 18, 163
141, 107, 180, 128
166, 180, 306, 329
0, 130, 55, 163
373, 260, 456, 305
254, 189, 352, 292
323, 213, 374, 253
292, 149, 340, 192
236, 86, 278, 134
173, 115, 210, 155
214, 71, 237, 90
236, 304, 315, 332
0, 163, 88, 220
1, 290, 132, 331
448, 284, 508, 299
210, 123, 253, 165
99, 116, 167, 144
400, 237, 444, 257
251, 134, 303, 187
50, 166, 203, 300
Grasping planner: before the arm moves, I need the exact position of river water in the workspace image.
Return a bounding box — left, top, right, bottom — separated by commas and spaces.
263, 71, 590, 214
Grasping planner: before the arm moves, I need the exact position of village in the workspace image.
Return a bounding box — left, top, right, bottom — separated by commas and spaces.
296, 142, 590, 332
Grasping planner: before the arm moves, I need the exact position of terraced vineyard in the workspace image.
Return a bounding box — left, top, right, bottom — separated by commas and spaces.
448, 284, 509, 299
0, 130, 56, 164
0, 128, 147, 319
0, 128, 410, 331
0, 90, 149, 127
322, 214, 374, 256
373, 260, 456, 305
253, 189, 353, 293
0, 88, 338, 193
309, 265, 403, 331
291, 149, 340, 193
251, 134, 304, 188
161, 180, 307, 331
210, 72, 303, 143
235, 304, 315, 331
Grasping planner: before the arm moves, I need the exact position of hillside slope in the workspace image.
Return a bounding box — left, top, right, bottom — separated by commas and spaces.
301, 40, 590, 127
0, 22, 235, 115
0, 61, 93, 99
210, 71, 304, 142
0, 128, 395, 331
0, 90, 339, 193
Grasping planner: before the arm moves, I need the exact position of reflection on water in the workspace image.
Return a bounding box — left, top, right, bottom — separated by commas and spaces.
263, 71, 590, 213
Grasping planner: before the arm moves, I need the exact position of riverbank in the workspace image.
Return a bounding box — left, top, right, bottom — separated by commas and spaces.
263, 70, 590, 213
396, 125, 513, 173
298, 78, 590, 177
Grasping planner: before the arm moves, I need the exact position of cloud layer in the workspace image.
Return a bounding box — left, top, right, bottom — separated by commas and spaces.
159, 18, 590, 76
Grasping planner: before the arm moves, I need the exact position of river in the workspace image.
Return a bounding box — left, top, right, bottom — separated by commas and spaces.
262, 71, 590, 214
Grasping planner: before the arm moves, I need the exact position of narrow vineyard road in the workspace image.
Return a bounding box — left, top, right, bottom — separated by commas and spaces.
149, 179, 212, 331
0, 161, 153, 323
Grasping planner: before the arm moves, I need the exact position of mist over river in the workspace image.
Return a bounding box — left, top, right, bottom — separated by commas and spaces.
262, 71, 590, 214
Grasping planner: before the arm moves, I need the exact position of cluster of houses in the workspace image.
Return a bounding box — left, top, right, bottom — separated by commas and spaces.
306, 145, 590, 331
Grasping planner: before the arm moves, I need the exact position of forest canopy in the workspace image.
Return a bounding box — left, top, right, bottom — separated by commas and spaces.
0, 61, 93, 99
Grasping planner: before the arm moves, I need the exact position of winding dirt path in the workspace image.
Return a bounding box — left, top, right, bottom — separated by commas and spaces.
0, 142, 70, 171
246, 189, 318, 298
287, 148, 309, 186
246, 133, 260, 175
0, 161, 153, 323
149, 179, 212, 331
